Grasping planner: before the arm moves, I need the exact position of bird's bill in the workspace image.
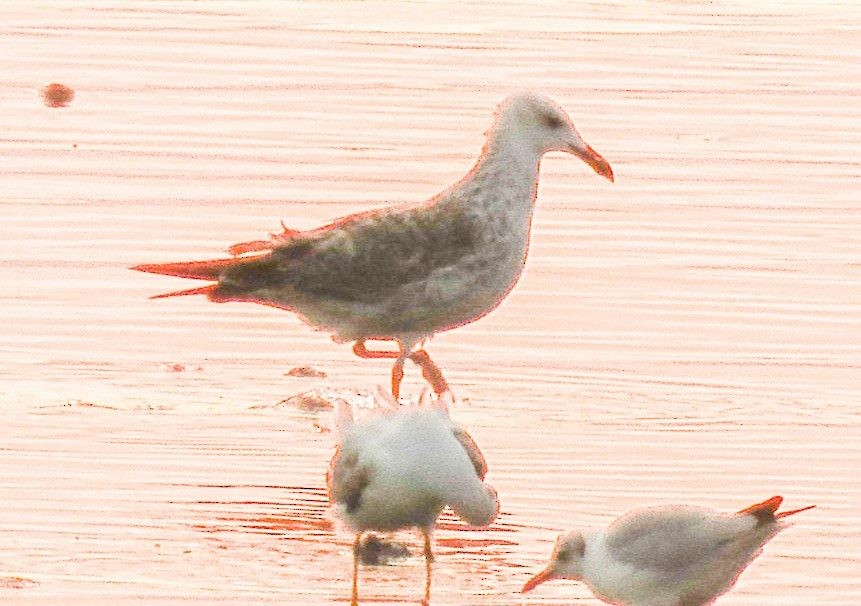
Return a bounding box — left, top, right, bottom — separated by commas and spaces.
572, 142, 614, 182
522, 566, 557, 592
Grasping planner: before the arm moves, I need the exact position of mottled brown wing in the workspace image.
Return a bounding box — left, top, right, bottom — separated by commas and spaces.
328, 447, 371, 514
452, 426, 488, 480
280, 204, 479, 304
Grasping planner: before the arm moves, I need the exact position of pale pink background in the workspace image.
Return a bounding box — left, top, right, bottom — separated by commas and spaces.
1, 2, 858, 604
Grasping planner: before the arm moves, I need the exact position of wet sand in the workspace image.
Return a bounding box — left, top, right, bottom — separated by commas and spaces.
1, 2, 859, 604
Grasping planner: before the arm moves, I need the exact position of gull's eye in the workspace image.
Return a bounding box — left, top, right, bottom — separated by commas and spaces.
542, 113, 564, 129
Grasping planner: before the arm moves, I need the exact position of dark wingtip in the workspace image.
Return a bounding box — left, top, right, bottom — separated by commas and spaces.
149, 284, 218, 299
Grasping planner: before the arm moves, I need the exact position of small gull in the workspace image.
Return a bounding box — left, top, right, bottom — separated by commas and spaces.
522, 495, 815, 606
132, 92, 613, 397
327, 387, 498, 605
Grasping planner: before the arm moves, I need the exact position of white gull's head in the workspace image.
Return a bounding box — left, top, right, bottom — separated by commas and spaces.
489, 92, 613, 181
522, 530, 587, 592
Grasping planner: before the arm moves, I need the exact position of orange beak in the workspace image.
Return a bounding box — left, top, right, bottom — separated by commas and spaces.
522, 566, 556, 593
574, 143, 614, 182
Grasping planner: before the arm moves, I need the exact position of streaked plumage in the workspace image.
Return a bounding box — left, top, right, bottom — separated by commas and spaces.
327, 387, 498, 605
523, 496, 814, 606
132, 92, 613, 397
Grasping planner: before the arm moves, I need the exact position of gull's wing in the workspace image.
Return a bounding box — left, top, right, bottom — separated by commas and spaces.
604, 506, 752, 580
327, 443, 371, 514
451, 426, 488, 480
218, 202, 480, 305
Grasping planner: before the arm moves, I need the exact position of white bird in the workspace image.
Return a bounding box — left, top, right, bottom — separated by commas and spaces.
132, 91, 613, 398
327, 387, 498, 605
522, 496, 815, 606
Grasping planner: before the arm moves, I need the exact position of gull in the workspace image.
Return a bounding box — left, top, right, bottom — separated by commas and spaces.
132, 92, 613, 398
522, 495, 815, 606
327, 387, 498, 605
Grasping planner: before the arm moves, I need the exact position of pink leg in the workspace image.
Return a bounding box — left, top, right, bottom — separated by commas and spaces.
421, 528, 433, 606
351, 533, 361, 606
409, 350, 449, 396
353, 340, 407, 399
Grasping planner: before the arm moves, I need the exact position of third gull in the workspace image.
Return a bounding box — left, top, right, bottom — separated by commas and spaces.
522, 495, 815, 606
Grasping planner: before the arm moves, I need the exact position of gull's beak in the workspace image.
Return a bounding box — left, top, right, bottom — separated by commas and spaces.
571, 142, 614, 182
522, 565, 557, 593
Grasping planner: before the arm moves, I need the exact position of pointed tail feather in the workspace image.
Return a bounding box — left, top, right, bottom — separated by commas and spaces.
737, 496, 815, 521
150, 284, 218, 299
777, 504, 816, 519
738, 496, 783, 518
131, 255, 262, 281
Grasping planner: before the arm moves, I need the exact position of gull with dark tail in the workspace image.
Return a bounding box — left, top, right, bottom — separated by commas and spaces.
132, 92, 613, 397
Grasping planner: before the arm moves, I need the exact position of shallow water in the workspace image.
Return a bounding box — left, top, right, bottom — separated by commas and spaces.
1, 2, 859, 604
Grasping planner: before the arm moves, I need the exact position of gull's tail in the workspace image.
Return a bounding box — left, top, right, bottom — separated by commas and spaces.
777, 504, 816, 519
131, 255, 265, 299
151, 284, 219, 299
738, 496, 816, 521
132, 257, 255, 280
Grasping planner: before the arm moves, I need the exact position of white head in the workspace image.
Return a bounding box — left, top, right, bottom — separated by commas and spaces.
491, 92, 614, 181
522, 530, 587, 592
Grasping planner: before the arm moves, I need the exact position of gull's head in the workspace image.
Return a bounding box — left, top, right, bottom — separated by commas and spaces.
522, 530, 586, 593
494, 92, 614, 182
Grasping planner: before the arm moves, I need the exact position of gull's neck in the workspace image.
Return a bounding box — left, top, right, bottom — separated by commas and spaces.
476, 122, 543, 185
458, 123, 544, 225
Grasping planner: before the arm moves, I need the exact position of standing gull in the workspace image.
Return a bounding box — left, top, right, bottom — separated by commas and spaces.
522, 495, 815, 606
328, 387, 498, 605
132, 92, 613, 397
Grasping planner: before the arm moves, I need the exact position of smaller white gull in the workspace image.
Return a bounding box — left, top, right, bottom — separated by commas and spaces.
523, 495, 814, 606
327, 387, 497, 605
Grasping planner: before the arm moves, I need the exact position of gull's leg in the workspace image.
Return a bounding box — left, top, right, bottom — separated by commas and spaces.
351, 532, 361, 606
353, 339, 409, 399
408, 350, 449, 396
421, 527, 433, 606
391, 357, 405, 400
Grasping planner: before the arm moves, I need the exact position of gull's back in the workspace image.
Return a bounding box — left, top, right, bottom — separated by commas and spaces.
331, 406, 496, 532
215, 199, 498, 340
585, 505, 784, 606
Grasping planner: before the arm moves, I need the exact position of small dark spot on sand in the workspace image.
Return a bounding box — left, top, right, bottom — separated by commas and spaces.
286, 365, 328, 378
41, 82, 74, 108
64, 399, 118, 410
0, 576, 38, 589
277, 390, 333, 412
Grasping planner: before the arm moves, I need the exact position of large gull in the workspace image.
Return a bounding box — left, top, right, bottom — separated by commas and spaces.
132, 92, 613, 397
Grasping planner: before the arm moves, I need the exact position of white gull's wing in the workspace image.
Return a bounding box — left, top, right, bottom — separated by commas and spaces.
603, 506, 754, 580
451, 425, 488, 480
328, 448, 369, 510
